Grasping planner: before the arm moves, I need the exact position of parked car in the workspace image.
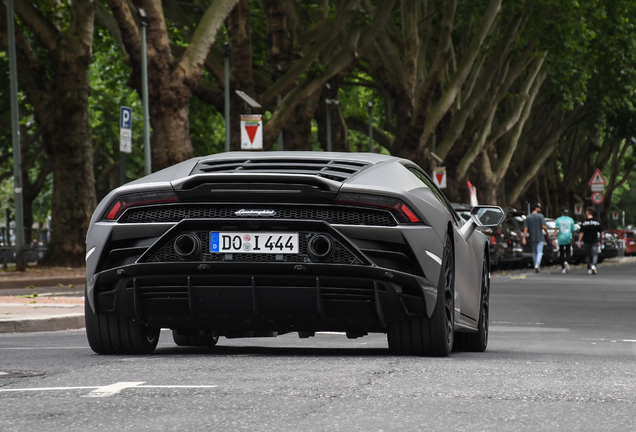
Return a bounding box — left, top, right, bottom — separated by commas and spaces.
85, 152, 505, 356
606, 230, 636, 255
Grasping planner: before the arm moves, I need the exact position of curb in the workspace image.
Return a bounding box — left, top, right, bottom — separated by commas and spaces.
0, 313, 85, 333
0, 277, 85, 290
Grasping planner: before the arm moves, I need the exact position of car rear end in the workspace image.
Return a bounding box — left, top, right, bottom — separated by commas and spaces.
85, 154, 443, 339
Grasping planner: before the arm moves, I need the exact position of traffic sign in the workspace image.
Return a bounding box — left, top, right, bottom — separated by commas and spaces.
433, 167, 447, 189
612, 211, 619, 220
591, 191, 604, 204
591, 184, 604, 192
120, 106, 132, 129
574, 203, 583, 215
240, 115, 263, 150
120, 107, 132, 154
589, 169, 607, 186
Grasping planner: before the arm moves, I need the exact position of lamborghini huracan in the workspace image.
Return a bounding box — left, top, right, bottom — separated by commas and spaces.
84, 152, 504, 356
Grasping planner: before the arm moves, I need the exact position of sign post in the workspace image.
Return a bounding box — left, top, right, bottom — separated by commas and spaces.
120, 107, 133, 185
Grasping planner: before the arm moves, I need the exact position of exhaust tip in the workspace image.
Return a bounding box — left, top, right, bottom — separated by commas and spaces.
174, 233, 201, 259
308, 235, 334, 260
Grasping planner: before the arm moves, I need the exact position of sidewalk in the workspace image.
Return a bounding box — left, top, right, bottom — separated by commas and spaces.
0, 271, 86, 334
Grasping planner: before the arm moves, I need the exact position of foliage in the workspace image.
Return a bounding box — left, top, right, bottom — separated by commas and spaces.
2, 0, 636, 253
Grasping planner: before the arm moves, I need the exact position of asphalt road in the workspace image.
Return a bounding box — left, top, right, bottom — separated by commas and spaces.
1, 260, 635, 431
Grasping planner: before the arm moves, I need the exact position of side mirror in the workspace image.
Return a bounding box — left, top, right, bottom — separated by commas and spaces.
471, 206, 506, 228
460, 205, 506, 239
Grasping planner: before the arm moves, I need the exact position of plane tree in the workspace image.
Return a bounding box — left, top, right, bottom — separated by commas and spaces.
0, 0, 96, 267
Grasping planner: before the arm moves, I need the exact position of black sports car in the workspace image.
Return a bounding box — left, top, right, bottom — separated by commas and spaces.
84, 152, 504, 356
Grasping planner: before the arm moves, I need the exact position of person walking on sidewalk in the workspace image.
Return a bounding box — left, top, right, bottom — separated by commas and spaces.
577, 207, 604, 275
555, 208, 576, 273
522, 203, 551, 273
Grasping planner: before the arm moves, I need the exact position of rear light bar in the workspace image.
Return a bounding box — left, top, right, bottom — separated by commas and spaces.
335, 192, 421, 223
103, 190, 179, 220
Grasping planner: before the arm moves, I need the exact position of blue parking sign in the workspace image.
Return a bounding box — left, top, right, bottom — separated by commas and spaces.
120, 106, 132, 129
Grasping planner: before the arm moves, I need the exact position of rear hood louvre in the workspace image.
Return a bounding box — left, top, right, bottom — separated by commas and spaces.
191, 157, 372, 182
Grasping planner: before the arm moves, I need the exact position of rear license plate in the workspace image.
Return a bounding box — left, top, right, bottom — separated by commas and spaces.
210, 232, 299, 254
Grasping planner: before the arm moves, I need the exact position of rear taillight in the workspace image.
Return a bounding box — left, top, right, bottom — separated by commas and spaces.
335, 192, 421, 223
103, 190, 179, 220
490, 236, 496, 245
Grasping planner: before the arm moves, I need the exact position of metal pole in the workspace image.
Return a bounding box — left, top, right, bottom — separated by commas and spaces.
367, 101, 373, 152
120, 152, 126, 185
326, 100, 332, 152
140, 9, 151, 175
7, 0, 26, 271
224, 43, 231, 152
277, 95, 283, 151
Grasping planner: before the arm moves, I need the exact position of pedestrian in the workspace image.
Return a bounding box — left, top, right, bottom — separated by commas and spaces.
555, 208, 576, 273
577, 207, 604, 275
522, 203, 551, 273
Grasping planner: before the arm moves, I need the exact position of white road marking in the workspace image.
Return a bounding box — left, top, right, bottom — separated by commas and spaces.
0, 382, 218, 397
490, 326, 570, 332
85, 382, 145, 398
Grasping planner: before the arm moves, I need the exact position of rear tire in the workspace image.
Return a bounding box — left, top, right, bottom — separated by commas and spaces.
387, 236, 455, 357
85, 298, 159, 355
172, 330, 219, 347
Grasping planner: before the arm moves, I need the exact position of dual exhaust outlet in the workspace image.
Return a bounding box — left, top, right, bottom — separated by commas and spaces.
173, 233, 335, 261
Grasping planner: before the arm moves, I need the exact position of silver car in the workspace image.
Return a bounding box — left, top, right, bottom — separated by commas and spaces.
84, 152, 504, 356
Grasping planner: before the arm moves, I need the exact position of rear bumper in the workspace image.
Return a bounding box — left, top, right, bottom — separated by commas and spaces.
87, 262, 437, 334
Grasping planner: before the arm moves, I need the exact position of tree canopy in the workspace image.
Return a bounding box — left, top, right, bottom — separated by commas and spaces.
2, 0, 636, 267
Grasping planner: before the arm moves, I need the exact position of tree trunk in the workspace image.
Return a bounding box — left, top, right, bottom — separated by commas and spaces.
41, 54, 96, 267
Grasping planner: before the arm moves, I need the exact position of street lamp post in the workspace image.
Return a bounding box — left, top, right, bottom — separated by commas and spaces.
326, 99, 332, 152
324, 85, 339, 152
139, 9, 151, 175
224, 43, 231, 152
7, 0, 26, 271
367, 101, 374, 153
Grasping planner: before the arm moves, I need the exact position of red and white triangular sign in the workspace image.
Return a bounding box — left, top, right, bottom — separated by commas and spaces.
433, 167, 447, 189
589, 169, 607, 186
574, 204, 583, 215
240, 115, 263, 150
